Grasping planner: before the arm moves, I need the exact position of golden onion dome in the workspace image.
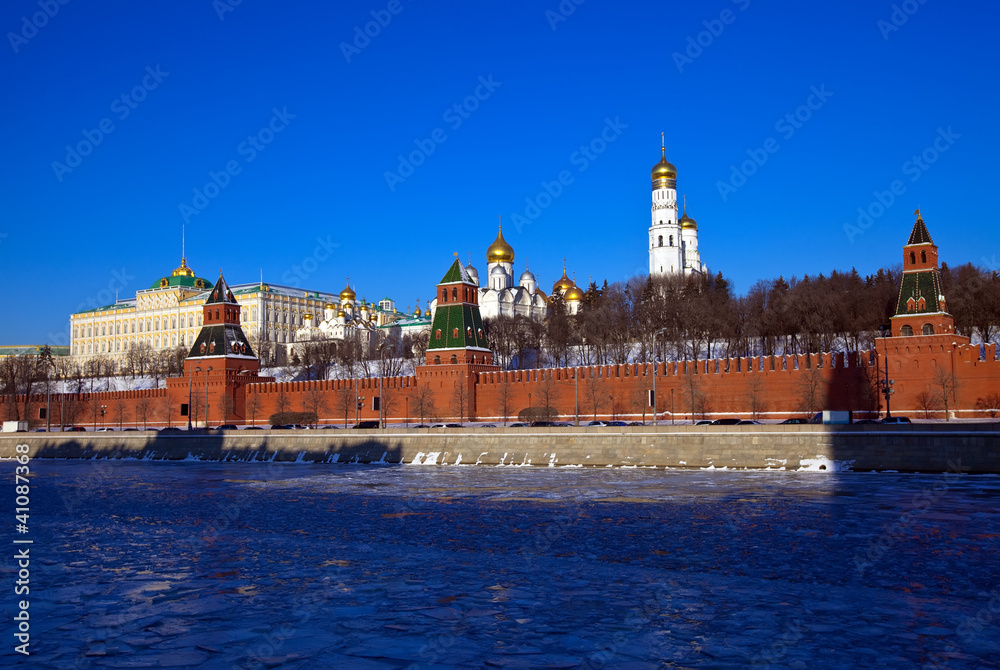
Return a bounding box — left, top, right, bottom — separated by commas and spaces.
171, 257, 195, 278
679, 209, 698, 230
564, 286, 584, 302
339, 281, 356, 301
552, 269, 575, 295
412, 306, 422, 317
324, 302, 337, 310
651, 147, 677, 181
487, 225, 515, 264
337, 309, 346, 318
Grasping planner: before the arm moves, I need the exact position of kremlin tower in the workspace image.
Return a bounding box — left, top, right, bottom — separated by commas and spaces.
649, 136, 703, 277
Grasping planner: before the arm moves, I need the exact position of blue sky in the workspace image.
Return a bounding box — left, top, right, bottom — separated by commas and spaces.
2, 0, 997, 345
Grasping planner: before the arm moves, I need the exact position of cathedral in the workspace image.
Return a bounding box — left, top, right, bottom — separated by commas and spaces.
648, 138, 704, 277
464, 225, 551, 320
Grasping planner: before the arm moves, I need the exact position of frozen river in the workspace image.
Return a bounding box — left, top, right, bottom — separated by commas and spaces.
3, 460, 999, 669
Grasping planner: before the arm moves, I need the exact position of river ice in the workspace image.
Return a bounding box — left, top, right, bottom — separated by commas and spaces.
2, 461, 998, 668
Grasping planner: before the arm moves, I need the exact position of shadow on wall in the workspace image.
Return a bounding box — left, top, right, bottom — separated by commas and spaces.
24, 433, 407, 465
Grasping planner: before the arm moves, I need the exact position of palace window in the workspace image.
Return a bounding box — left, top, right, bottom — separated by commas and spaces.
658, 236, 663, 247
450, 355, 458, 364
669, 235, 674, 246
131, 321, 135, 333
171, 317, 177, 329
901, 325, 913, 336
116, 324, 120, 335
154, 319, 160, 331
101, 325, 106, 336
922, 323, 934, 335
188, 315, 194, 327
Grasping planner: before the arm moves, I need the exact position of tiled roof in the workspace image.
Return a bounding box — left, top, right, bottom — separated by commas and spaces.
907, 217, 933, 245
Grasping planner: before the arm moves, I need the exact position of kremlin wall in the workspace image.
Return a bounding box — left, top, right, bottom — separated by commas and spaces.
3, 212, 1000, 429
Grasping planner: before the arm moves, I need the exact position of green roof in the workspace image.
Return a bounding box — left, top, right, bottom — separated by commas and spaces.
149, 274, 212, 290
0, 345, 70, 357
439, 258, 473, 284
895, 270, 942, 315
428, 303, 488, 351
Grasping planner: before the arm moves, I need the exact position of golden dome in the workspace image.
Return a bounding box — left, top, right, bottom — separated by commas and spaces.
552, 269, 575, 295
324, 302, 337, 310
651, 146, 677, 181
171, 257, 195, 278
412, 306, 422, 317
680, 208, 697, 230
487, 225, 515, 264
339, 281, 356, 301
564, 286, 584, 302
337, 309, 346, 318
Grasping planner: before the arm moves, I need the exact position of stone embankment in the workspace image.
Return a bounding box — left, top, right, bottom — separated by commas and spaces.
2, 424, 998, 473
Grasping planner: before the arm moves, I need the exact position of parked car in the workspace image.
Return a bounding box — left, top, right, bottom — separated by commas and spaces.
95, 427, 115, 432
123, 428, 139, 432
737, 420, 761, 425
352, 421, 380, 429
479, 424, 497, 428
32, 428, 47, 432
606, 420, 627, 427
531, 421, 556, 427
627, 421, 646, 426
587, 420, 608, 427
853, 419, 880, 425
413, 424, 431, 428
553, 421, 574, 427
881, 416, 912, 424
320, 425, 340, 429
695, 420, 713, 426
159, 427, 181, 432
711, 418, 741, 426
781, 418, 809, 424
270, 424, 294, 430
445, 423, 463, 428
244, 426, 263, 430
214, 424, 238, 430
508, 422, 529, 427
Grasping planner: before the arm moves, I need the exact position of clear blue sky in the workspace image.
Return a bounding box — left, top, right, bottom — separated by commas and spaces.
2, 0, 997, 345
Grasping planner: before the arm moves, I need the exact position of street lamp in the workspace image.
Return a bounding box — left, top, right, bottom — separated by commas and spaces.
204, 366, 213, 428
99, 404, 107, 429
574, 367, 580, 426
528, 392, 532, 422
881, 327, 894, 419
189, 367, 197, 431
405, 396, 409, 428
379, 344, 388, 429
670, 387, 675, 426
652, 328, 669, 427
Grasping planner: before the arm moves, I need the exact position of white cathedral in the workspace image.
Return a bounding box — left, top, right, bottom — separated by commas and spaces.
648, 139, 703, 277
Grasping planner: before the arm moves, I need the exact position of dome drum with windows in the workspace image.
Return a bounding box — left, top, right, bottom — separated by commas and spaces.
152, 257, 211, 290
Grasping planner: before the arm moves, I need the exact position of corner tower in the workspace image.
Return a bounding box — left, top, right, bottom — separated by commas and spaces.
185, 272, 258, 373
890, 210, 955, 337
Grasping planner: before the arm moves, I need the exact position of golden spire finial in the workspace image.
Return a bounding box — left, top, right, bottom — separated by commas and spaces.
454, 252, 459, 259
661, 132, 665, 157
914, 208, 921, 219
498, 214, 502, 232
683, 194, 687, 215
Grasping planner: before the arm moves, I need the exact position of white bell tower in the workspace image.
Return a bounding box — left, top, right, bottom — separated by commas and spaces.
648, 134, 682, 276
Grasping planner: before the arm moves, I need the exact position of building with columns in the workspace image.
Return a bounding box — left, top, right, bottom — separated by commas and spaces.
69, 257, 398, 367
648, 138, 704, 277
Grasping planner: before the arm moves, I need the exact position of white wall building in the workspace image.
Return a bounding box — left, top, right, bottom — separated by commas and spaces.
648, 139, 703, 277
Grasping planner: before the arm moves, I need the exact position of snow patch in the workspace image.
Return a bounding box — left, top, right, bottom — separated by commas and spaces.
797, 456, 855, 472
453, 453, 463, 466
548, 453, 557, 468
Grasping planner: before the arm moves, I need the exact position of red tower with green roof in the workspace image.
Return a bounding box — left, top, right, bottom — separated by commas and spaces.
890, 210, 957, 338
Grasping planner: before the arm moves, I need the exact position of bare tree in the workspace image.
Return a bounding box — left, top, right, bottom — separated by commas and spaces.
450, 382, 470, 424
796, 366, 824, 418
379, 384, 397, 428
745, 373, 767, 421
534, 374, 560, 421
135, 396, 153, 430
934, 368, 960, 421
334, 384, 356, 428
915, 390, 939, 419
683, 371, 703, 423
273, 390, 291, 415
112, 398, 129, 430
584, 374, 608, 420
412, 385, 436, 426
495, 376, 514, 426
975, 393, 1000, 419
245, 390, 264, 427
220, 393, 236, 424
302, 387, 328, 428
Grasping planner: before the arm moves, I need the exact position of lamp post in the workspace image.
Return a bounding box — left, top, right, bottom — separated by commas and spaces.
880, 328, 894, 419
670, 387, 675, 426
99, 404, 107, 429
528, 392, 532, 422
405, 396, 409, 429
45, 366, 51, 433
574, 367, 580, 426
652, 328, 669, 427
189, 368, 197, 431
355, 375, 360, 426
379, 344, 388, 429
202, 366, 213, 428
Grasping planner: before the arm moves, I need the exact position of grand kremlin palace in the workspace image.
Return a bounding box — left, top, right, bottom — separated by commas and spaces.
68, 257, 404, 365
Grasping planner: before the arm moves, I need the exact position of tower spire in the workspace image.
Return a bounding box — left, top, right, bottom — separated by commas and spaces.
182, 224, 185, 262
661, 131, 665, 157
683, 194, 687, 215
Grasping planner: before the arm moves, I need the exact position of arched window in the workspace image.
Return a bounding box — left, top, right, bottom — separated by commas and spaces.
451, 287, 458, 301
901, 325, 913, 336
657, 235, 663, 247
922, 323, 934, 335
450, 355, 458, 364
154, 319, 160, 331
452, 328, 459, 338
433, 355, 441, 365
101, 325, 106, 336
910, 251, 916, 265
435, 329, 442, 340
115, 324, 120, 335
87, 327, 92, 337
669, 235, 674, 246
921, 250, 927, 263
188, 315, 194, 327
131, 321, 136, 333
171, 317, 177, 329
